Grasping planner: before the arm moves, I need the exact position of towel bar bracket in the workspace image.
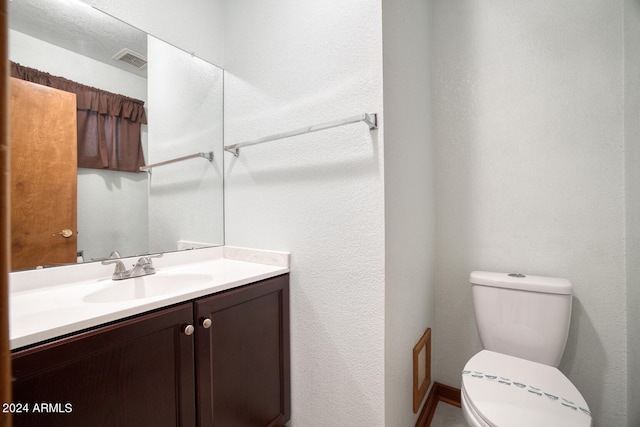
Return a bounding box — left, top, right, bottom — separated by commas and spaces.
140, 151, 214, 173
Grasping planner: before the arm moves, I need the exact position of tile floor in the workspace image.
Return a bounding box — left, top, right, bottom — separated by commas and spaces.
429, 401, 466, 427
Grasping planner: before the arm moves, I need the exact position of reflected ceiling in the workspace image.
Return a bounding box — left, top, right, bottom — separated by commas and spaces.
9, 0, 147, 77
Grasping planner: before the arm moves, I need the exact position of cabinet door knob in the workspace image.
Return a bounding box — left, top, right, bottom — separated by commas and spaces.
200, 318, 212, 329
183, 324, 195, 336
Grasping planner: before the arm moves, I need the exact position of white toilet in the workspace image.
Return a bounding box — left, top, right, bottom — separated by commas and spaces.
461, 271, 592, 427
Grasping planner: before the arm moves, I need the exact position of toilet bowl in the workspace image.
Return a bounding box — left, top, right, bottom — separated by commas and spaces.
461, 350, 591, 427
462, 272, 591, 426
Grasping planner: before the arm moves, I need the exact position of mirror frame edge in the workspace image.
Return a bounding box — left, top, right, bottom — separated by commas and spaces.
1, 0, 13, 423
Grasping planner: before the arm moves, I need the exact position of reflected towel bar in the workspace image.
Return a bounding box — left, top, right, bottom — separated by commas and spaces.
140, 151, 214, 173
224, 112, 378, 157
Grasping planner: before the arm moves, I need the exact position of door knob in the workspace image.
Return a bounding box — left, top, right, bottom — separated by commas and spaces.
183, 324, 195, 336
200, 318, 212, 329
58, 229, 73, 238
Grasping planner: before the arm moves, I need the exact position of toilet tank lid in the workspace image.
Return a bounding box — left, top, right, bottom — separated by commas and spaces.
470, 271, 572, 295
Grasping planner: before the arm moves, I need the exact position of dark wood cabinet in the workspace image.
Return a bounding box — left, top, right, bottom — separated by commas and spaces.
11, 274, 290, 427
195, 273, 290, 427
11, 303, 196, 427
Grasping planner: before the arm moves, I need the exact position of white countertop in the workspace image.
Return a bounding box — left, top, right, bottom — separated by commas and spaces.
10, 246, 290, 350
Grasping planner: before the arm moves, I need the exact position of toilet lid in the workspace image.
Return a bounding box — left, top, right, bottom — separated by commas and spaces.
462, 350, 591, 427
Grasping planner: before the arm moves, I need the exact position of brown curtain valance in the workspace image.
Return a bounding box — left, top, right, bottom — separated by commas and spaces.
10, 61, 147, 173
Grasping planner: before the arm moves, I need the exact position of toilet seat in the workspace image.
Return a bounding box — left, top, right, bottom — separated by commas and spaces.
462, 350, 591, 427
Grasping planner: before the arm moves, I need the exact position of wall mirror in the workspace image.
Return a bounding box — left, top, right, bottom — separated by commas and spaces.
8, 0, 224, 272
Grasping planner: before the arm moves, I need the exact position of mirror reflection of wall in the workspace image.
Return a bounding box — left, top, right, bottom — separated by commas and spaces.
8, 0, 224, 271
147, 37, 224, 254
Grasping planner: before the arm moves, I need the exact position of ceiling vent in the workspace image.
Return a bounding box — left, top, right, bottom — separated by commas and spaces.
112, 48, 147, 70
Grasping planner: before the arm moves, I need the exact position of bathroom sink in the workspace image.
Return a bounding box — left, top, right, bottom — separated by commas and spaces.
83, 273, 213, 303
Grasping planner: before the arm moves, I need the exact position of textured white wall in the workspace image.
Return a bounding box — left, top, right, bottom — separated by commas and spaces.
625, 1, 640, 425
223, 0, 385, 425
147, 36, 224, 252
432, 1, 627, 425
382, 0, 435, 424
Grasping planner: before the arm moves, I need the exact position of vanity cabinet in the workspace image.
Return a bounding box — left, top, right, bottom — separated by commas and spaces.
11, 303, 196, 426
11, 274, 290, 427
195, 273, 290, 427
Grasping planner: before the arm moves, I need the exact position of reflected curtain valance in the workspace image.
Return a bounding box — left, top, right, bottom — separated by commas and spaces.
10, 61, 147, 173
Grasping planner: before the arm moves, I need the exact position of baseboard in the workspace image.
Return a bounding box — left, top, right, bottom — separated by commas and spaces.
415, 382, 461, 427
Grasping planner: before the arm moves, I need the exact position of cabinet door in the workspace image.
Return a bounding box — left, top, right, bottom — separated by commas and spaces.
11, 303, 196, 427
195, 274, 290, 427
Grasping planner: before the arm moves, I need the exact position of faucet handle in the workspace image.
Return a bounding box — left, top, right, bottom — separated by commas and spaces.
137, 253, 163, 264
136, 254, 162, 274
102, 259, 127, 280
102, 259, 126, 271
142, 253, 163, 267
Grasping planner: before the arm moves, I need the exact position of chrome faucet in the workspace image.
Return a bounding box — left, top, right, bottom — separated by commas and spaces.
102, 253, 163, 280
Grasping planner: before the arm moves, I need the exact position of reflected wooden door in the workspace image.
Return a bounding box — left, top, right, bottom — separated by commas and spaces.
10, 78, 77, 271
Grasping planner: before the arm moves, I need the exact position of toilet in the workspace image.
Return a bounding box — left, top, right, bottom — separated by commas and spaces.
461, 271, 592, 427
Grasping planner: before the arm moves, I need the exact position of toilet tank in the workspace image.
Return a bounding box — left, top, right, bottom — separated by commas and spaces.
470, 271, 572, 367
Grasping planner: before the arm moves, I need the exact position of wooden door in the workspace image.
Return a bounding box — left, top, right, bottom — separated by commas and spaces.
194, 275, 290, 427
12, 303, 197, 427
9, 77, 77, 270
